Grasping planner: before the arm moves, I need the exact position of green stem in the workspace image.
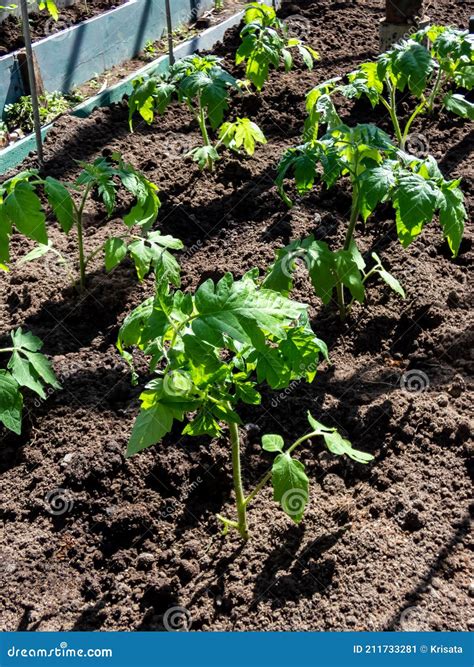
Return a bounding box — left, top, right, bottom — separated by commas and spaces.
336, 168, 360, 321
427, 68, 443, 113
381, 81, 403, 147
74, 184, 92, 292
227, 415, 249, 540
197, 98, 214, 172
401, 98, 427, 148
345, 263, 380, 314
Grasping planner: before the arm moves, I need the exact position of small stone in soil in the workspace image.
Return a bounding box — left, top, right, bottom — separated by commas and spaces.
137, 553, 155, 570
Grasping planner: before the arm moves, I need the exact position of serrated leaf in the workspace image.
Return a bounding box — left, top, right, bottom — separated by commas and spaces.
11, 328, 43, 352
128, 239, 153, 281
4, 182, 48, 245
44, 177, 75, 234
23, 350, 60, 390
358, 161, 397, 221
127, 404, 174, 456
219, 118, 267, 156
0, 370, 22, 434
393, 172, 438, 247
235, 382, 261, 405
105, 238, 128, 272
8, 351, 46, 398
322, 431, 374, 464
443, 93, 474, 120
193, 273, 306, 347
438, 182, 466, 257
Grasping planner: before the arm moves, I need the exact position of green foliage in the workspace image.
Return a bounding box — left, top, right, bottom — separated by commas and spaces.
304, 27, 474, 148
0, 153, 179, 290
38, 0, 59, 20
272, 123, 465, 318
262, 412, 373, 523
218, 117, 267, 155
4, 91, 81, 135
0, 329, 60, 435
117, 264, 352, 537
236, 2, 319, 90
277, 124, 465, 256
128, 55, 266, 170
413, 25, 474, 90
264, 237, 405, 310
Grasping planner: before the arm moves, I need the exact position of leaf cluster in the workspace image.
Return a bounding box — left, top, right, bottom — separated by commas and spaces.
276, 124, 466, 256
236, 2, 319, 90
118, 267, 328, 457
0, 329, 60, 434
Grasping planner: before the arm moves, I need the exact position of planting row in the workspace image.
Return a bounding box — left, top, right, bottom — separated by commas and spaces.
0, 4, 472, 540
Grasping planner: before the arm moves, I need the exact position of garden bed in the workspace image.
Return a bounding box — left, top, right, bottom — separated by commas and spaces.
0, 0, 472, 632
0, 0, 128, 55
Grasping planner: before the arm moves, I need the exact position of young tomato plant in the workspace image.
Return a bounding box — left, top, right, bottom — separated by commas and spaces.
0, 153, 181, 291
413, 25, 474, 118
269, 123, 466, 320
0, 328, 60, 434
118, 266, 372, 539
236, 2, 319, 91
128, 55, 266, 171
309, 30, 473, 149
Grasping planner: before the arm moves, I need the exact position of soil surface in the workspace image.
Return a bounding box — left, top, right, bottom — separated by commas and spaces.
0, 0, 127, 55
0, 0, 473, 632
0, 0, 245, 57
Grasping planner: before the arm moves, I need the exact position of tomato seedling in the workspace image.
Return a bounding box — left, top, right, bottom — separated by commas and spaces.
128, 55, 266, 171
118, 265, 372, 539
305, 28, 473, 149
0, 328, 60, 434
0, 153, 181, 291
237, 2, 319, 90
269, 123, 466, 319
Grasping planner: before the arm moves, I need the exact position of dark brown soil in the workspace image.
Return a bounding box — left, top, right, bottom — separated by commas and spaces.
0, 0, 473, 632
0, 0, 127, 55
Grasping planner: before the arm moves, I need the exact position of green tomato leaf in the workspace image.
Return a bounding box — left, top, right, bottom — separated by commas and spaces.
44, 177, 75, 234
438, 181, 466, 257
0, 370, 23, 435
262, 433, 284, 453
105, 238, 128, 272
371, 253, 405, 299
443, 93, 474, 120
4, 181, 48, 245
8, 351, 46, 398
392, 172, 439, 247
322, 431, 374, 464
271, 452, 309, 523
193, 273, 306, 347
11, 328, 43, 352
23, 350, 60, 390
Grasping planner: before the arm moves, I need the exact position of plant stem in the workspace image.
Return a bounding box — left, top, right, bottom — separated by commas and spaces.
227, 415, 249, 540
427, 68, 443, 112
197, 97, 214, 171
336, 168, 360, 321
401, 98, 427, 147
74, 184, 92, 292
381, 80, 403, 147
